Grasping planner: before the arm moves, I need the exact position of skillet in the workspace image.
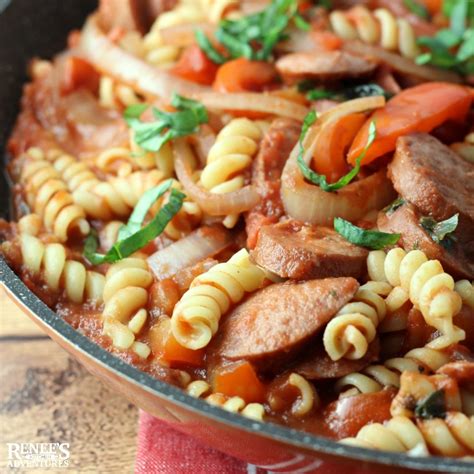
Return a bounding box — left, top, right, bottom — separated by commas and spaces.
1, 1, 473, 472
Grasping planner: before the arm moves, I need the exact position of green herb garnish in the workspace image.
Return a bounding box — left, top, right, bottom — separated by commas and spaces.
420, 213, 459, 249
305, 83, 392, 102
404, 0, 430, 19
383, 197, 406, 216
334, 218, 401, 250
125, 94, 208, 153
414, 390, 447, 420
196, 0, 309, 63
84, 180, 185, 264
416, 0, 474, 75
297, 112, 377, 192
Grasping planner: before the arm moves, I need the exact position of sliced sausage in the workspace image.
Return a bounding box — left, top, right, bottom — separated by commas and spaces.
99, 0, 177, 33
389, 133, 474, 244
293, 338, 379, 380
212, 277, 359, 368
251, 220, 368, 280
246, 118, 301, 248
377, 202, 474, 279
276, 51, 377, 84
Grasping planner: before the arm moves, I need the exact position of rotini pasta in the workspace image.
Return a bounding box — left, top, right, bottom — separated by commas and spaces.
99, 75, 142, 110
201, 118, 262, 228
171, 249, 266, 350
335, 347, 450, 394
329, 6, 420, 58
20, 149, 90, 242
186, 380, 265, 421
342, 413, 474, 456
19, 234, 104, 304
323, 281, 392, 361
367, 249, 465, 349
102, 257, 152, 358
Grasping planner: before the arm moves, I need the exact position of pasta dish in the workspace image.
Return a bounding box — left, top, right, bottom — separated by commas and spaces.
1, 0, 473, 459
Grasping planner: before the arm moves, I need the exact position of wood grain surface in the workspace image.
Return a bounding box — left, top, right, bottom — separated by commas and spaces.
0, 287, 139, 473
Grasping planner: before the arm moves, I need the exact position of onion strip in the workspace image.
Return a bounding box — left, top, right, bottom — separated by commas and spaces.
79, 15, 209, 99
195, 92, 309, 121
281, 96, 396, 225
147, 226, 232, 280
174, 138, 260, 215
343, 41, 462, 84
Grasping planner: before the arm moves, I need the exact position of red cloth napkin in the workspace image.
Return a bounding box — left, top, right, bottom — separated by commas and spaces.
135, 411, 268, 474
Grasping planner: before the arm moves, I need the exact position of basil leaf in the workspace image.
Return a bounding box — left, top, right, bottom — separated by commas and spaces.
84, 181, 185, 265
306, 84, 392, 102
197, 0, 303, 62
334, 218, 401, 250
297, 116, 377, 192
450, 0, 468, 36
383, 197, 406, 216
420, 213, 459, 248
306, 88, 338, 100
404, 0, 430, 19
126, 94, 208, 153
414, 390, 446, 420
342, 83, 393, 100
195, 29, 227, 64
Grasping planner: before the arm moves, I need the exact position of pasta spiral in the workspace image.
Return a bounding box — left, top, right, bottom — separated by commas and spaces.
367, 249, 464, 349
171, 249, 267, 350
99, 76, 142, 110
201, 118, 262, 228
102, 257, 152, 358
329, 6, 420, 58
323, 281, 392, 361
19, 234, 104, 304
73, 169, 166, 220
335, 347, 450, 394
186, 380, 265, 421
20, 149, 90, 242
342, 413, 474, 456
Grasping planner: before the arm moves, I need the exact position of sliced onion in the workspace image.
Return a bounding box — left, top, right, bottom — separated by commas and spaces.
147, 226, 232, 280
195, 92, 309, 121
281, 96, 397, 225
343, 41, 462, 84
189, 124, 216, 167
79, 15, 210, 99
174, 138, 260, 215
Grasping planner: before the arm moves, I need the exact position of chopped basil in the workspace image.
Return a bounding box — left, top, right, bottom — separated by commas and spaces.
420, 213, 459, 249
403, 0, 430, 19
125, 94, 208, 153
196, 0, 308, 63
334, 218, 401, 250
84, 180, 185, 265
297, 112, 377, 192
305, 83, 392, 102
414, 390, 446, 420
383, 197, 406, 216
416, 0, 474, 75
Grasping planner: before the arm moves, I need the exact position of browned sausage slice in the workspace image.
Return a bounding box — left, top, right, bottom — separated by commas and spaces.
389, 133, 474, 243
377, 202, 474, 279
99, 0, 177, 33
213, 278, 359, 366
293, 339, 380, 380
251, 221, 368, 280
276, 51, 377, 84
246, 118, 301, 249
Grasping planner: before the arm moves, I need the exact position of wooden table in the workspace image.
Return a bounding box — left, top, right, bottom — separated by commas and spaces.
0, 287, 139, 473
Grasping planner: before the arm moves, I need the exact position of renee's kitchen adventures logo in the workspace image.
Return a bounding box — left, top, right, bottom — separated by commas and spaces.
6, 443, 70, 469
